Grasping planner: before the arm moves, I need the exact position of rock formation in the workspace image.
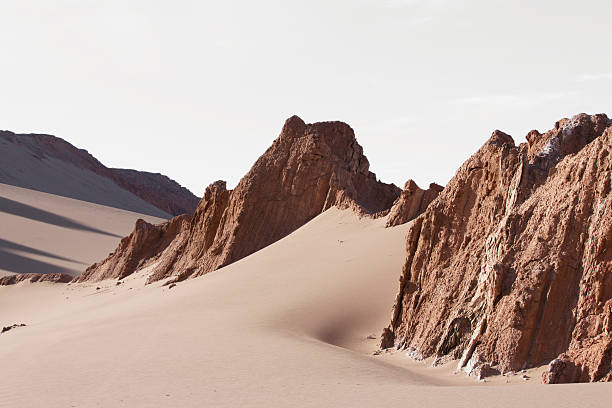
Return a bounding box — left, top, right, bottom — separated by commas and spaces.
77, 116, 401, 283
76, 215, 193, 282
0, 131, 199, 217
0, 273, 73, 286
381, 113, 612, 383
386, 180, 443, 227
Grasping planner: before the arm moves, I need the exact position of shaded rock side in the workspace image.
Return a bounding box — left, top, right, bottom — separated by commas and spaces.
78, 116, 401, 284
386, 180, 443, 227
75, 214, 193, 282
381, 113, 612, 383
0, 273, 73, 286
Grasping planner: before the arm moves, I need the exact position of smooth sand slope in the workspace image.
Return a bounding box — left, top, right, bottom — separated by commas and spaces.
0, 134, 172, 218
0, 183, 166, 278
1, 204, 610, 407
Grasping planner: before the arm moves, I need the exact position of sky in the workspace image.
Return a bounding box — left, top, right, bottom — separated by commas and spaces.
1, 0, 610, 196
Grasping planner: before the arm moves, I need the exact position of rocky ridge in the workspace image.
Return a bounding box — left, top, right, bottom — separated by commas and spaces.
380, 113, 612, 383
0, 273, 73, 286
77, 116, 401, 283
0, 131, 199, 216
386, 180, 443, 227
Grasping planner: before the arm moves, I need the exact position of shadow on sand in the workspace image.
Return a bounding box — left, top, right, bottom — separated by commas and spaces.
0, 238, 85, 264
0, 248, 81, 276
0, 196, 120, 238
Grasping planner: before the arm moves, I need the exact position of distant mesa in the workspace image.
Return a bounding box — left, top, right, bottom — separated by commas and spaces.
76, 116, 402, 283
381, 113, 612, 384
0, 131, 199, 217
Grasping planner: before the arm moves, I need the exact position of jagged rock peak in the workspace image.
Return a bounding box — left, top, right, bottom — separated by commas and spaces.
280, 115, 307, 140
202, 180, 228, 200
488, 129, 515, 147
207, 180, 227, 191
526, 113, 610, 165
381, 113, 612, 384
77, 116, 401, 284
386, 179, 444, 227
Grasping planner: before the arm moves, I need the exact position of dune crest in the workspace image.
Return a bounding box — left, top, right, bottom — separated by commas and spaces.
77, 116, 401, 283
381, 113, 612, 383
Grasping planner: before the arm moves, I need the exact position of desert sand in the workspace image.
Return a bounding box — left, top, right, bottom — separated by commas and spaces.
1, 192, 610, 407
0, 182, 166, 278
0, 132, 203, 218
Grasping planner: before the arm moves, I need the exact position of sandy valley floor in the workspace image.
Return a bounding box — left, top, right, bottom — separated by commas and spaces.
0, 183, 166, 278
1, 190, 610, 407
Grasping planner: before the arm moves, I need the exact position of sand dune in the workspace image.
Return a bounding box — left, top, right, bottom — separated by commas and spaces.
0, 183, 166, 278
0, 132, 200, 217
1, 201, 610, 407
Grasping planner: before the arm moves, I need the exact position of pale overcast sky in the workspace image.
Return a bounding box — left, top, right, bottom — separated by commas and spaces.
1, 0, 610, 195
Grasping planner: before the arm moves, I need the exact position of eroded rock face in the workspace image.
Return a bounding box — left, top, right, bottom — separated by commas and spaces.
0, 273, 73, 286
79, 116, 400, 283
381, 113, 612, 383
386, 180, 443, 227
74, 214, 193, 282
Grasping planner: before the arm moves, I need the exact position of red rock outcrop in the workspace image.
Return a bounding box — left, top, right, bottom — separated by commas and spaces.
381, 113, 612, 383
78, 116, 401, 283
386, 180, 443, 227
0, 273, 73, 286
75, 214, 193, 282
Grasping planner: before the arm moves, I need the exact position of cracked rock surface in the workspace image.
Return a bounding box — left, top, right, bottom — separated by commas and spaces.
382, 113, 612, 383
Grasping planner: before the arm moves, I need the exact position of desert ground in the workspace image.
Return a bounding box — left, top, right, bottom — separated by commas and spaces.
1, 187, 610, 407
0, 183, 166, 278
0, 135, 174, 218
